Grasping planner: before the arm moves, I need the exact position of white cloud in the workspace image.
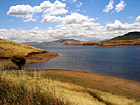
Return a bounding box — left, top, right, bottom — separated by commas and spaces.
62, 13, 94, 25
115, 0, 126, 12
103, 0, 114, 13
136, 16, 140, 22
106, 20, 126, 31
54, 0, 66, 8
41, 15, 62, 23
1, 16, 140, 42
7, 5, 32, 17
40, 1, 53, 9
32, 6, 42, 13
46, 9, 68, 15
77, 2, 83, 8
105, 16, 140, 32
7, 0, 68, 22
5, 1, 140, 42
7, 5, 39, 22
23, 18, 36, 22
41, 13, 96, 29
22, 13, 37, 22
40, 0, 68, 16
34, 27, 39, 30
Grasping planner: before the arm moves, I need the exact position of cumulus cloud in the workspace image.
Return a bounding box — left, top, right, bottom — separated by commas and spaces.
136, 16, 140, 23
7, 5, 32, 17
45, 9, 68, 15
41, 15, 62, 23
23, 18, 36, 22
7, 0, 68, 22
1, 15, 140, 42
62, 13, 94, 25
7, 4, 38, 22
4, 1, 140, 42
105, 16, 140, 32
42, 0, 68, 15
106, 20, 126, 31
115, 0, 126, 12
103, 0, 114, 13
42, 12, 96, 27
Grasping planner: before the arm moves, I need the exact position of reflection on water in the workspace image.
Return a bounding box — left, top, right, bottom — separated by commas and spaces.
25, 45, 140, 81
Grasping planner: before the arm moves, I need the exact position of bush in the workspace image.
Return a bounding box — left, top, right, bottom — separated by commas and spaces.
42, 50, 48, 53
11, 55, 26, 69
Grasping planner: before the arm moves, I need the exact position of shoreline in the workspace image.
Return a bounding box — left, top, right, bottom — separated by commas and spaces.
1, 51, 140, 100
26, 68, 140, 82
63, 39, 140, 46
22, 69, 140, 101
0, 51, 59, 69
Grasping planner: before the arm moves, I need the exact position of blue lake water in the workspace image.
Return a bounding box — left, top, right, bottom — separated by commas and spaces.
25, 45, 140, 82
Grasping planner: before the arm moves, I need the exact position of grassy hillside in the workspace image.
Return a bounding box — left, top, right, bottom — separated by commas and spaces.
0, 70, 140, 105
111, 32, 140, 40
0, 38, 45, 58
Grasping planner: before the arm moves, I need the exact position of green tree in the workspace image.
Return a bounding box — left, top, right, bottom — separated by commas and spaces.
11, 55, 26, 69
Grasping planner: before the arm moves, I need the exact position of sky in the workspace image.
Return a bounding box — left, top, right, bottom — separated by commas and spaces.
0, 0, 140, 42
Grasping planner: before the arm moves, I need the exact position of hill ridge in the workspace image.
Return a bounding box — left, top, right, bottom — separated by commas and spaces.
22, 39, 84, 45
111, 31, 140, 40
0, 38, 45, 58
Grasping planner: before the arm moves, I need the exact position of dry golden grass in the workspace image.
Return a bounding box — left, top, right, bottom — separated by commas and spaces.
0, 38, 44, 57
0, 70, 140, 105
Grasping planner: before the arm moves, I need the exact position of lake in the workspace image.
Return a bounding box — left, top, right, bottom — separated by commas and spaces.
25, 45, 140, 82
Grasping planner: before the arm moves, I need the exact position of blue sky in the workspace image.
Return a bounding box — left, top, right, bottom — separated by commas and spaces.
0, 0, 140, 42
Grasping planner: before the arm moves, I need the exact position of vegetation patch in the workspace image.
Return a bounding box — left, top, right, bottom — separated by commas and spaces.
0, 38, 44, 58
0, 70, 139, 105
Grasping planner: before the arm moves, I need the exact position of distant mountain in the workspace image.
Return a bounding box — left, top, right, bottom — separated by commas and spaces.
111, 32, 140, 40
22, 39, 84, 45
64, 32, 140, 46
22, 42, 41, 45
46, 39, 84, 44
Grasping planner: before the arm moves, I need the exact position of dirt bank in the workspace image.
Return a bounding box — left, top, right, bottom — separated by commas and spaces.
0, 52, 59, 69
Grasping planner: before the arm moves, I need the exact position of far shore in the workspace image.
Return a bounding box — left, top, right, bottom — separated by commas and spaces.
63, 39, 140, 46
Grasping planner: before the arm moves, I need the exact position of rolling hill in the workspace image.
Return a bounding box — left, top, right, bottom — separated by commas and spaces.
22, 39, 84, 45
46, 39, 84, 44
111, 32, 140, 40
0, 38, 45, 58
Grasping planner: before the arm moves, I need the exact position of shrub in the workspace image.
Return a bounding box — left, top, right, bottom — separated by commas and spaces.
11, 55, 26, 69
42, 50, 48, 53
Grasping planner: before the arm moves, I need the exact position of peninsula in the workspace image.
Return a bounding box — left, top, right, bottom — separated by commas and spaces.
0, 38, 59, 69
